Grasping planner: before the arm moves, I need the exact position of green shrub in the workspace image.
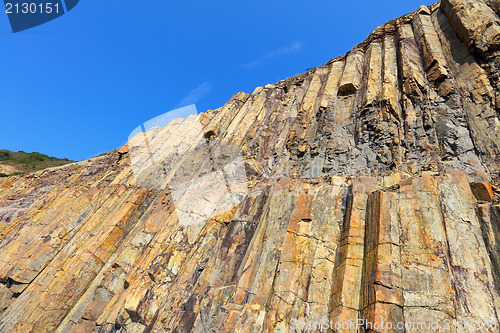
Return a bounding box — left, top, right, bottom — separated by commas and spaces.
0, 150, 73, 174
0, 151, 11, 161
27, 152, 48, 162
0, 173, 8, 177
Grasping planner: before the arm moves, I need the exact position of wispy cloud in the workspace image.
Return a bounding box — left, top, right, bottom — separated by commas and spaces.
241, 41, 303, 68
175, 81, 212, 109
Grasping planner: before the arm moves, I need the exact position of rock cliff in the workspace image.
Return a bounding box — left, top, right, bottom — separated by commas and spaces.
2, 1, 500, 332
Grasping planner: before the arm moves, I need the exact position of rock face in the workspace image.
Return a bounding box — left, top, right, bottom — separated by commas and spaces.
2, 1, 500, 332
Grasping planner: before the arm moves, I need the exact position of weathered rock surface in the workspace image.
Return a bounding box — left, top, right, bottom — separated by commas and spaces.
2, 1, 500, 332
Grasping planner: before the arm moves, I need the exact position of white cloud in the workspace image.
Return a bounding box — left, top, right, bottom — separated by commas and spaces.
242, 41, 303, 68
175, 81, 212, 109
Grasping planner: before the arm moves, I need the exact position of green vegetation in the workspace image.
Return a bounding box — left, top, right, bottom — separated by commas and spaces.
0, 150, 74, 177
0, 151, 11, 161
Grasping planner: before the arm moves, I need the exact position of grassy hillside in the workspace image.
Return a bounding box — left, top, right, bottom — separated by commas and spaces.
0, 150, 74, 177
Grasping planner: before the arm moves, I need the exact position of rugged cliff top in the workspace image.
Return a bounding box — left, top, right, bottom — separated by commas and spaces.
2, 1, 500, 332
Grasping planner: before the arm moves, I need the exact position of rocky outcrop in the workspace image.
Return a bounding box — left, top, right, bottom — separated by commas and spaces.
2, 1, 500, 332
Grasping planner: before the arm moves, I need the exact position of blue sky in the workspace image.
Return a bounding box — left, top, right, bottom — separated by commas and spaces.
0, 0, 430, 160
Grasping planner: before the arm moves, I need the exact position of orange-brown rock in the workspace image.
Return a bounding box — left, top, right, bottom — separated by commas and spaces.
471, 181, 495, 201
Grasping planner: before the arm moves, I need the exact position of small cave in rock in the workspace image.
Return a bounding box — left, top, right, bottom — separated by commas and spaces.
204, 131, 217, 141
